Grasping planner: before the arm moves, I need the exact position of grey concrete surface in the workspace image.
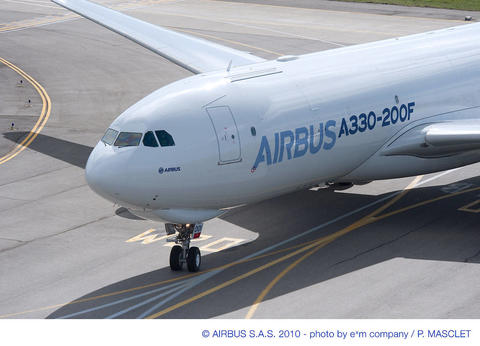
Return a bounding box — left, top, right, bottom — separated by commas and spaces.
0, 0, 479, 319
0, 65, 41, 157
216, 0, 480, 21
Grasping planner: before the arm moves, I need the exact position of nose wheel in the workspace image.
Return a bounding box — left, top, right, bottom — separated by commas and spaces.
169, 245, 184, 271
187, 246, 201, 272
166, 223, 202, 272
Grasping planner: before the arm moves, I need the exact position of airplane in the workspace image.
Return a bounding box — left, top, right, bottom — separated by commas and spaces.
52, 0, 480, 273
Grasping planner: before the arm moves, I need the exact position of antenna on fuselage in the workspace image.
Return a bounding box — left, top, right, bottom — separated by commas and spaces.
226, 59, 233, 72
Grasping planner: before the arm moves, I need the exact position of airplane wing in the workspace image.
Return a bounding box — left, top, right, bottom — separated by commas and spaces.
51, 0, 266, 74
382, 121, 480, 158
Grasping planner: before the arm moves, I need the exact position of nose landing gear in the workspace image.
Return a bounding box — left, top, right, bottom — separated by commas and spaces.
166, 223, 202, 272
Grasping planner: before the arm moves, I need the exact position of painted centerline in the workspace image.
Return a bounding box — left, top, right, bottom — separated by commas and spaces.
0, 57, 51, 165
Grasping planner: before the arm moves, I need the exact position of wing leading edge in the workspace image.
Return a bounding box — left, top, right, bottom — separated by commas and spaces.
51, 0, 265, 74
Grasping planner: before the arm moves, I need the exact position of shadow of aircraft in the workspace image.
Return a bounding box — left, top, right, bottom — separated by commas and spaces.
3, 131, 93, 168
46, 176, 480, 319
115, 207, 145, 220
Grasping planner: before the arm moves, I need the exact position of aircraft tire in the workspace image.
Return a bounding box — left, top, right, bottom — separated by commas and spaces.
170, 245, 183, 271
187, 247, 201, 272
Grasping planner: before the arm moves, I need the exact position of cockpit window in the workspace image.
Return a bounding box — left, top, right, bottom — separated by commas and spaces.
114, 132, 142, 147
101, 128, 119, 145
143, 131, 159, 147
155, 130, 175, 147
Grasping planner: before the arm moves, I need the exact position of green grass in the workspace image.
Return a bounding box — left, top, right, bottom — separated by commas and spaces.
335, 0, 480, 11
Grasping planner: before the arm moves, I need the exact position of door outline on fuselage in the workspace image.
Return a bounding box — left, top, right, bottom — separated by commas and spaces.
206, 106, 242, 165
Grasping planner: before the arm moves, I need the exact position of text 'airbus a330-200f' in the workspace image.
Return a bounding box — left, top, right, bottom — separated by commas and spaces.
53, 0, 480, 273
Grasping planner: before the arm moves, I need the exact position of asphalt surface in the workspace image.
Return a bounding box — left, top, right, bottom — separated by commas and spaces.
0, 0, 479, 319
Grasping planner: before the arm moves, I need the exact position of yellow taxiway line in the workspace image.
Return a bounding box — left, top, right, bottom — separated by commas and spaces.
0, 57, 51, 165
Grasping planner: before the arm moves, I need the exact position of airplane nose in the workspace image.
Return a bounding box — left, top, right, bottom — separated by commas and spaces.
85, 143, 127, 202
85, 143, 109, 200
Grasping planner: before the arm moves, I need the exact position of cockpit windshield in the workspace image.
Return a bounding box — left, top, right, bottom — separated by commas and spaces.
102, 129, 175, 148
143, 131, 159, 147
101, 128, 119, 145
155, 130, 175, 147
114, 132, 142, 147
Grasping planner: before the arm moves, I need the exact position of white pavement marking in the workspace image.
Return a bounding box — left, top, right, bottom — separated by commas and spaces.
136, 270, 220, 318
415, 168, 460, 188
56, 280, 186, 319
106, 285, 186, 319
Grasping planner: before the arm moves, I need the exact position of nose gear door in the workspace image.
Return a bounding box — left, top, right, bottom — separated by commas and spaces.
206, 106, 241, 164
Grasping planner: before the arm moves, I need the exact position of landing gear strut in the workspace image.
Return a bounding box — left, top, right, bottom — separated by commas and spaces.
166, 223, 202, 272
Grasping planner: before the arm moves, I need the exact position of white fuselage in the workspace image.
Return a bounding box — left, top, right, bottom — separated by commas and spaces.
85, 23, 480, 224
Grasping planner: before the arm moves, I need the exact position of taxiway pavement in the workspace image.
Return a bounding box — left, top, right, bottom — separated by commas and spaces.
0, 0, 479, 319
